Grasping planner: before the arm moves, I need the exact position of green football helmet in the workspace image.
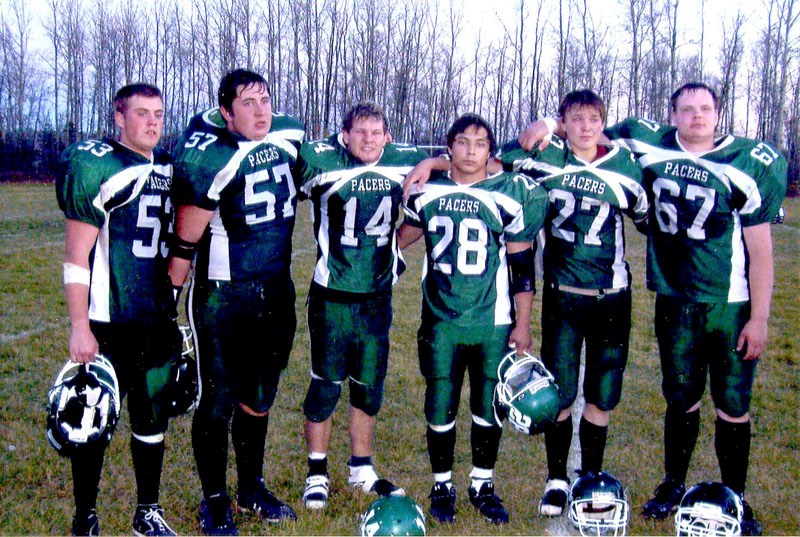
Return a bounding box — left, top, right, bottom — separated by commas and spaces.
569, 471, 629, 536
495, 350, 560, 435
46, 354, 121, 457
359, 495, 426, 536
675, 482, 743, 537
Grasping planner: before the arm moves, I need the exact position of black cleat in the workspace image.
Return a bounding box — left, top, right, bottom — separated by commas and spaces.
429, 482, 457, 523
133, 504, 176, 536
539, 479, 570, 516
237, 478, 297, 523
642, 479, 686, 520
72, 509, 100, 537
198, 495, 237, 536
469, 481, 509, 525
740, 498, 762, 536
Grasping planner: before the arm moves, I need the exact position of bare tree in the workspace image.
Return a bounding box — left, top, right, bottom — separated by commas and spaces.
717, 11, 745, 133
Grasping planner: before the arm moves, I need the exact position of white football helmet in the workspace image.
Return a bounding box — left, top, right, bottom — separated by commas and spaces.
675, 482, 743, 536
46, 355, 120, 456
569, 471, 629, 536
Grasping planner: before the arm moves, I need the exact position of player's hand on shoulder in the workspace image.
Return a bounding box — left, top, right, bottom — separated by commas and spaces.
403, 156, 447, 199
518, 119, 555, 152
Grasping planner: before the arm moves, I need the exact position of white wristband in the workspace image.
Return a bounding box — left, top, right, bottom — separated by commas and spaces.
542, 117, 557, 135
63, 263, 90, 286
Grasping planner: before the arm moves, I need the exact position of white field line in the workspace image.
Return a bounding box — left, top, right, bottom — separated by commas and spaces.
545, 345, 586, 536
0, 321, 65, 344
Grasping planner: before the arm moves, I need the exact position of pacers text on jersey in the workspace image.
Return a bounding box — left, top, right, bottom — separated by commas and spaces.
560, 174, 606, 195
663, 162, 709, 182
351, 177, 392, 191
146, 174, 171, 192
247, 146, 281, 167
437, 197, 480, 213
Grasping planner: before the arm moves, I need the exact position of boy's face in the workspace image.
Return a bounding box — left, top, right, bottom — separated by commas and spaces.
343, 116, 390, 164
221, 82, 272, 141
449, 125, 492, 180
671, 88, 718, 147
560, 105, 604, 157
115, 95, 164, 157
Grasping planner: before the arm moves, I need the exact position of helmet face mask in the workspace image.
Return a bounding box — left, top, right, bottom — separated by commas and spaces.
359, 495, 426, 536
675, 483, 743, 537
495, 351, 560, 435
162, 324, 199, 417
46, 355, 120, 457
569, 471, 629, 536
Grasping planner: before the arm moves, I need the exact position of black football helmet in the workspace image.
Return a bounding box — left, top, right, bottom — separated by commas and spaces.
46, 355, 120, 457
675, 482, 743, 537
495, 351, 560, 435
359, 495, 426, 536
162, 324, 199, 416
569, 471, 629, 536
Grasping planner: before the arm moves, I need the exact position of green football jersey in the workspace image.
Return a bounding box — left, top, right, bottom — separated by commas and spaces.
606, 117, 787, 302
172, 109, 305, 283
403, 172, 548, 327
56, 139, 174, 323
500, 136, 647, 289
298, 134, 427, 294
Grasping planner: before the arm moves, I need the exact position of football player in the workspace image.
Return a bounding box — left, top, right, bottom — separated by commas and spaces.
500, 90, 648, 517
296, 103, 428, 509
397, 114, 548, 525
519, 82, 787, 536
168, 69, 304, 535
55, 83, 180, 536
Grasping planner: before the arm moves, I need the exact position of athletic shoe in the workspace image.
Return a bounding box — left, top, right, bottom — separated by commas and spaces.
349, 465, 405, 497
429, 482, 457, 523
237, 478, 297, 523
198, 495, 237, 536
132, 504, 176, 536
468, 481, 509, 524
303, 474, 329, 509
71, 509, 99, 537
740, 498, 762, 536
539, 478, 570, 516
642, 478, 686, 520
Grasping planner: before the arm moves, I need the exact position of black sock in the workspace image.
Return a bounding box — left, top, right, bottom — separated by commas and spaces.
544, 416, 573, 481
471, 421, 502, 470
71, 441, 106, 515
427, 425, 456, 474
308, 456, 328, 477
664, 406, 699, 484
231, 406, 269, 490
579, 417, 608, 475
192, 405, 231, 498
349, 455, 372, 468
715, 417, 750, 494
131, 435, 165, 505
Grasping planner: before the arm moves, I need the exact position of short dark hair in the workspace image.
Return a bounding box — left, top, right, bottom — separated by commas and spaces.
218, 69, 269, 112
558, 89, 606, 122
343, 102, 390, 133
670, 82, 719, 112
113, 83, 162, 114
446, 113, 497, 155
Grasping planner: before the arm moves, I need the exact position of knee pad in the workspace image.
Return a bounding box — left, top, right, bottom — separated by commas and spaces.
350, 377, 384, 417
303, 377, 343, 422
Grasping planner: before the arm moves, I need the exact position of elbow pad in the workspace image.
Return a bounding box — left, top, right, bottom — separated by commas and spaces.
508, 249, 535, 294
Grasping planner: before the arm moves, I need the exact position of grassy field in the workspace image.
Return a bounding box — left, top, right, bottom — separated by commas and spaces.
0, 183, 798, 535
